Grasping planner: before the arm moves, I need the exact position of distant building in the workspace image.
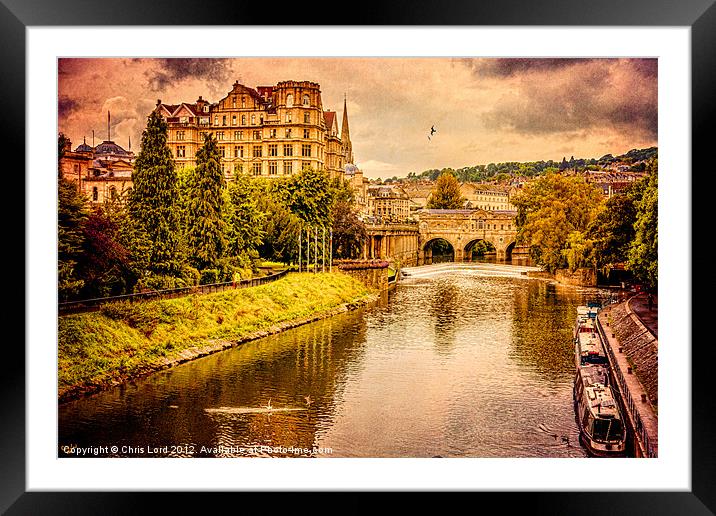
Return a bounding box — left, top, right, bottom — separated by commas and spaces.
155, 80, 355, 181
366, 184, 411, 222
59, 113, 136, 205
462, 183, 515, 211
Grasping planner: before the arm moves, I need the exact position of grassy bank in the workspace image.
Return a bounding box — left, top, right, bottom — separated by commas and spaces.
59, 272, 373, 402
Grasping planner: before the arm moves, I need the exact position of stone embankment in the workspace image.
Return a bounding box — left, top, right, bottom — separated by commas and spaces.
598, 294, 658, 457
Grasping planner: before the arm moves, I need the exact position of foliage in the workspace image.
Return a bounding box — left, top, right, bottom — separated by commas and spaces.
184, 133, 227, 271
627, 160, 658, 289
426, 171, 465, 209
76, 205, 131, 298
331, 200, 367, 259
225, 174, 265, 262
255, 187, 301, 265
128, 110, 184, 278
282, 167, 335, 227
58, 134, 88, 301
511, 172, 603, 272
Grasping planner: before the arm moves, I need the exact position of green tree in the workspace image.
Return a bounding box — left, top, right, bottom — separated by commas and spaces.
426, 171, 465, 209
512, 172, 603, 272
58, 133, 88, 300
256, 191, 301, 265
283, 167, 335, 227
184, 134, 226, 272
225, 174, 265, 265
331, 200, 367, 259
628, 160, 658, 288
128, 111, 185, 286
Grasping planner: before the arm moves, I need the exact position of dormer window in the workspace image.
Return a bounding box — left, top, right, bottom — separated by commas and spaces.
203, 106, 208, 113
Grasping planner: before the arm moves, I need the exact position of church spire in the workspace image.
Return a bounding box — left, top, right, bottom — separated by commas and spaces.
341, 94, 354, 164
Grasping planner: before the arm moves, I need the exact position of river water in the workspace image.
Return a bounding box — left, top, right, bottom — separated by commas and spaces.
59, 263, 613, 458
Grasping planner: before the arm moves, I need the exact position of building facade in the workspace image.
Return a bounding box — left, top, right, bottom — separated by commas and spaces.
156, 80, 354, 181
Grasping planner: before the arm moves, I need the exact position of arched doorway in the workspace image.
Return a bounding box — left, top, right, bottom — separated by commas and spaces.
423, 238, 455, 265
464, 239, 496, 262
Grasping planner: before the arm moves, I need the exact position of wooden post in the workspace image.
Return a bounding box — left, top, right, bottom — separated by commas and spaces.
322, 226, 326, 273
298, 230, 302, 273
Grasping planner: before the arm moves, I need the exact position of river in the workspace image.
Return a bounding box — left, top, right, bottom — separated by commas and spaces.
58, 263, 613, 458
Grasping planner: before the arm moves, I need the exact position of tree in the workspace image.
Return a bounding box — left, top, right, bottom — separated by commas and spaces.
184, 133, 226, 272
255, 191, 301, 265
628, 160, 658, 289
426, 171, 465, 209
128, 111, 185, 285
58, 133, 87, 301
283, 167, 335, 227
76, 203, 131, 297
225, 174, 265, 265
331, 200, 367, 259
511, 172, 603, 272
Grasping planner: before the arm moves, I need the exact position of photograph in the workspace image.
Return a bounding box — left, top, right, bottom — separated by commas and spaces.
56, 56, 659, 460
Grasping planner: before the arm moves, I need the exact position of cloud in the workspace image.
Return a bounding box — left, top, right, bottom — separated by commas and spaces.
474, 59, 657, 141
462, 58, 598, 77
58, 95, 80, 118
145, 58, 232, 92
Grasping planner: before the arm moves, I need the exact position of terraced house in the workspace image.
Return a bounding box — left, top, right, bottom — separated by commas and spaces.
156, 80, 355, 181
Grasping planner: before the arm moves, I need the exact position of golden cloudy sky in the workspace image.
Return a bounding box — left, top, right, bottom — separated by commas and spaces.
58, 58, 657, 178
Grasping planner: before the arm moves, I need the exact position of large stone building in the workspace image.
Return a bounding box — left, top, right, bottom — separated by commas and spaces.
156, 80, 355, 181
366, 184, 412, 222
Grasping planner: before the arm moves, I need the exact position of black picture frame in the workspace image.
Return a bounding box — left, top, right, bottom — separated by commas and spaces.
5, 0, 713, 512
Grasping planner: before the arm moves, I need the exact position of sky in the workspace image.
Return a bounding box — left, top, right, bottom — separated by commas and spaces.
58, 58, 657, 179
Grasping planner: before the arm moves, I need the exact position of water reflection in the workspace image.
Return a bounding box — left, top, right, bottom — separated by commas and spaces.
59, 266, 608, 458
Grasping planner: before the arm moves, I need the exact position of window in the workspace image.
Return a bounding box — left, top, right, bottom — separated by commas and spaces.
109, 186, 117, 199
303, 129, 310, 139
253, 145, 262, 158
304, 111, 310, 124
214, 116, 219, 126
269, 128, 277, 138
235, 163, 243, 174
203, 105, 209, 113
180, 116, 188, 124
234, 145, 244, 158
269, 161, 278, 175
253, 130, 261, 140
302, 161, 310, 171
217, 131, 224, 140
222, 115, 227, 125
92, 187, 98, 201
302, 94, 310, 106
242, 97, 246, 108
286, 94, 293, 107
176, 145, 186, 157
232, 97, 236, 108
285, 128, 292, 138
252, 162, 262, 176
219, 146, 225, 158
283, 144, 293, 156
251, 114, 256, 125
269, 144, 278, 157
234, 131, 242, 140
232, 115, 237, 125
285, 111, 292, 123
177, 131, 185, 141
302, 144, 311, 157
284, 161, 292, 175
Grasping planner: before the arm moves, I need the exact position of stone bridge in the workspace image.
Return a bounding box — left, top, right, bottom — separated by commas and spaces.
362, 209, 527, 265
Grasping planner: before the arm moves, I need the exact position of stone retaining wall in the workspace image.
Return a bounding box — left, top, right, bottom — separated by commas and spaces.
608, 300, 659, 406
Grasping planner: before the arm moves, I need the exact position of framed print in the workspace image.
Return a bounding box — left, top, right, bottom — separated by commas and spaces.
6, 0, 714, 512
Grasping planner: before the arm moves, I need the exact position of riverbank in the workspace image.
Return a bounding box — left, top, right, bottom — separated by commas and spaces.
58, 272, 376, 403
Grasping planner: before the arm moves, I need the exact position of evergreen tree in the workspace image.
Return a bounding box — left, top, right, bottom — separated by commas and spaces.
426, 171, 465, 209
184, 133, 226, 272
128, 111, 184, 284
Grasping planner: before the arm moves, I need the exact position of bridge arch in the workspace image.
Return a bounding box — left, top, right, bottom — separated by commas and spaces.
422, 237, 456, 264
464, 238, 497, 261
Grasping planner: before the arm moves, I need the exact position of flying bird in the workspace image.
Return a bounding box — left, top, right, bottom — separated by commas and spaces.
428, 125, 437, 141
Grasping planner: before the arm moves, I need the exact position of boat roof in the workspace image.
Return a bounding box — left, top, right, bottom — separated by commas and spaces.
585, 384, 621, 418
578, 331, 604, 357
579, 363, 609, 387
